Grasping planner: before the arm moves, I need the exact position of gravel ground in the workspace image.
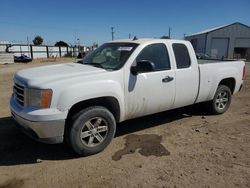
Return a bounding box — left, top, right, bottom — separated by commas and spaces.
0, 60, 250, 188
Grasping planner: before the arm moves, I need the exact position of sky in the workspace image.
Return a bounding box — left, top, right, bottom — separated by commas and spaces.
0, 0, 250, 46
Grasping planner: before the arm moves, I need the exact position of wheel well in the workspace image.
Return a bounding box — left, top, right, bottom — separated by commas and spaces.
66, 97, 120, 124
218, 78, 235, 94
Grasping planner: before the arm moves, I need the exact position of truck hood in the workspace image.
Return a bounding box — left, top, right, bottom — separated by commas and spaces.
14, 63, 106, 87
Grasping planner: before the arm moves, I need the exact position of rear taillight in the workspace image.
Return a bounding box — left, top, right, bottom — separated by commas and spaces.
242, 65, 246, 80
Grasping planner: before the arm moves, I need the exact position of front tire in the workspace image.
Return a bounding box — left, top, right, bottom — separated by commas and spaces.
208, 85, 232, 114
68, 106, 116, 156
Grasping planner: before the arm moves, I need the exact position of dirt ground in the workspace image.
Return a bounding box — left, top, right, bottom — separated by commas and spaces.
0, 59, 249, 188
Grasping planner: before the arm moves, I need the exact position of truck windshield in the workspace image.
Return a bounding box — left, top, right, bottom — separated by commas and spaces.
81, 42, 139, 70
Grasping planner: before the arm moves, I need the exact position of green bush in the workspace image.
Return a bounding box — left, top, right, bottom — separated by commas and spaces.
55, 41, 69, 47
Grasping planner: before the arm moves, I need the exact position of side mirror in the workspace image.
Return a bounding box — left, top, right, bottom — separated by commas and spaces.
131, 60, 155, 75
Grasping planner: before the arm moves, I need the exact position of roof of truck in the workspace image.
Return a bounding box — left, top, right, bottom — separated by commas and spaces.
110, 38, 187, 44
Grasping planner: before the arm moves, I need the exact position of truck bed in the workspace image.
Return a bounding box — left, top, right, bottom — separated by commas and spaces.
196, 60, 245, 103
198, 59, 239, 64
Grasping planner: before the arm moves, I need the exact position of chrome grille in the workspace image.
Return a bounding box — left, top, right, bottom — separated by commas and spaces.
13, 82, 25, 106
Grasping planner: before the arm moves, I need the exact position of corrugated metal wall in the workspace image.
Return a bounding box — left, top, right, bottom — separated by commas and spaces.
206, 23, 250, 59
185, 34, 206, 54
186, 23, 250, 60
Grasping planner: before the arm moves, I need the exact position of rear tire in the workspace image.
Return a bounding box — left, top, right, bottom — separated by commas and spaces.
68, 106, 116, 156
207, 85, 231, 114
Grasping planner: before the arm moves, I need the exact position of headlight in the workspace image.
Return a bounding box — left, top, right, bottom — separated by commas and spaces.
26, 88, 52, 108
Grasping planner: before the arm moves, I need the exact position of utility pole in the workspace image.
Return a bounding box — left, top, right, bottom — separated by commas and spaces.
74, 32, 77, 46
27, 36, 30, 57
77, 38, 80, 53
111, 27, 114, 41
168, 27, 171, 39
72, 32, 76, 61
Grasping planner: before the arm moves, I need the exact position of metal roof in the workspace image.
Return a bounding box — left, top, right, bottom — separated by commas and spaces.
186, 22, 250, 37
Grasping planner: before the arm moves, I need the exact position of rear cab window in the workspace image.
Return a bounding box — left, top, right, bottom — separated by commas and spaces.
172, 43, 191, 69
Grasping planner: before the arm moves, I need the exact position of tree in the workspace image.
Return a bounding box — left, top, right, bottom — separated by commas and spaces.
33, 35, 43, 45
55, 41, 69, 47
92, 42, 98, 48
160, 35, 170, 39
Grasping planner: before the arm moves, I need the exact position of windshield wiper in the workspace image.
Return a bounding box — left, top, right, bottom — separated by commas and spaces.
83, 62, 114, 71
84, 62, 104, 69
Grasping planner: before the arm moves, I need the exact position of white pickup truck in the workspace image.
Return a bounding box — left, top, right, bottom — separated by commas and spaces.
10, 39, 245, 156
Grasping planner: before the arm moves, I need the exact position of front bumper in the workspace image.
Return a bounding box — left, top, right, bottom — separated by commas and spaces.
10, 95, 66, 144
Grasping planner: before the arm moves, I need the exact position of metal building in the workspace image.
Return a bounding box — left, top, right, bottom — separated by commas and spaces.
185, 22, 250, 60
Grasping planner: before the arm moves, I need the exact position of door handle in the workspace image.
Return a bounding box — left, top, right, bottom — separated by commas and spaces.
162, 76, 174, 82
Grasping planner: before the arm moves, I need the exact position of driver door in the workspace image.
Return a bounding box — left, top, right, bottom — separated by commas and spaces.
125, 43, 175, 119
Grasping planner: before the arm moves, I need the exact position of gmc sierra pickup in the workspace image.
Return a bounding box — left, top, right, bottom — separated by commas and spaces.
10, 39, 245, 156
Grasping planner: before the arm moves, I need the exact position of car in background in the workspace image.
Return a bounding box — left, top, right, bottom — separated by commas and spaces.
196, 53, 210, 59
14, 54, 32, 63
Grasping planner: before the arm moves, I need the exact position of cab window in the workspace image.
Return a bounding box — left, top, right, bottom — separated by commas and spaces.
172, 43, 191, 69
136, 43, 171, 71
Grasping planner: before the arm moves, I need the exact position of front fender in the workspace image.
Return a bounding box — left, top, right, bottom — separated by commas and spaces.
56, 80, 125, 121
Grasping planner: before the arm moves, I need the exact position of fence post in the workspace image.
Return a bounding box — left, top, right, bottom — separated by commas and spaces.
30, 45, 33, 59
59, 46, 61, 57
46, 46, 49, 58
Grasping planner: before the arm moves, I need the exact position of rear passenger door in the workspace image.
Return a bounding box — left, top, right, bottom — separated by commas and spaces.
125, 43, 175, 119
172, 43, 199, 108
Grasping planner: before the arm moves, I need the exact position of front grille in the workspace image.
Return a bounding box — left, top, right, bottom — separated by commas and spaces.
13, 82, 25, 106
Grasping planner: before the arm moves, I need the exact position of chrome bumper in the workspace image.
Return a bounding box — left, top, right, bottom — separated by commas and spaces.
11, 111, 65, 144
